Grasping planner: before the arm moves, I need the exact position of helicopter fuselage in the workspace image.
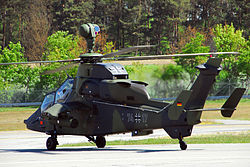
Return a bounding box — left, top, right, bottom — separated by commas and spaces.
25, 62, 189, 138
24, 58, 245, 150
2, 21, 244, 151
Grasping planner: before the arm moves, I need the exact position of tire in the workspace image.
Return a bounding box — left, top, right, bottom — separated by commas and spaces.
96, 136, 106, 148
179, 140, 187, 150
46, 137, 57, 150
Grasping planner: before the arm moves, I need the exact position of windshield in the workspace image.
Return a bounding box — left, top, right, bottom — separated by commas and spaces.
40, 79, 74, 112
55, 79, 74, 103
41, 92, 55, 112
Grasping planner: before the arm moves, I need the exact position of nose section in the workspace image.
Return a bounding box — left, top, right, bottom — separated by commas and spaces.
24, 119, 28, 125
24, 107, 45, 132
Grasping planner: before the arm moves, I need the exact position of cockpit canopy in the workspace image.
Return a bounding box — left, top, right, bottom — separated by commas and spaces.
41, 79, 74, 112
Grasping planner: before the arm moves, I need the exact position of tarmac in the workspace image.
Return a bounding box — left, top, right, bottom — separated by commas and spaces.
0, 120, 249, 167
0, 144, 249, 167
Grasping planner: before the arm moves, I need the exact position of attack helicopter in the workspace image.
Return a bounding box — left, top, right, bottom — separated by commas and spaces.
0, 23, 245, 151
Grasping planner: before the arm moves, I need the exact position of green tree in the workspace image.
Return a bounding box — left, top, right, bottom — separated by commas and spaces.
187, 0, 224, 29
175, 32, 210, 75
0, 75, 6, 90
125, 62, 145, 81
39, 31, 81, 90
51, 0, 94, 34
152, 64, 190, 98
0, 0, 29, 48
222, 0, 249, 37
43, 31, 80, 60
0, 42, 40, 92
159, 37, 170, 54
214, 24, 246, 52
150, 0, 191, 54
101, 41, 117, 55
153, 64, 186, 80
237, 45, 250, 79
95, 0, 125, 49
213, 23, 249, 79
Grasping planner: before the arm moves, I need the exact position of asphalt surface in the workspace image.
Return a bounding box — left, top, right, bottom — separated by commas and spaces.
0, 120, 250, 167
0, 144, 250, 167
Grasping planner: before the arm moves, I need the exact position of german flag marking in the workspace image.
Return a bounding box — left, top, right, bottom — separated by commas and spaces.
177, 102, 182, 107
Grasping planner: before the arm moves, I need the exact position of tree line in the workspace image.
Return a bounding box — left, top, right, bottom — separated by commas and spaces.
0, 0, 249, 100
0, 0, 249, 60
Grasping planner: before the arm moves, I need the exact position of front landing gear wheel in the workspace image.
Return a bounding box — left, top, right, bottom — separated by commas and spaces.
96, 136, 106, 148
179, 140, 187, 150
46, 137, 58, 150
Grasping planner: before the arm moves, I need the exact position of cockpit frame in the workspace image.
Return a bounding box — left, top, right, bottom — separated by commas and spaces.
41, 78, 74, 112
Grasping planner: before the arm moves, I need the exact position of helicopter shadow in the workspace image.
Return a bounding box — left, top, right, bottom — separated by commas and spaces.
0, 146, 203, 155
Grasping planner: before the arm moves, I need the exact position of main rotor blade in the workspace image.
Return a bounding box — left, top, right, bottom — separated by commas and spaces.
103, 45, 155, 58
0, 58, 80, 66
41, 62, 79, 75
103, 52, 240, 61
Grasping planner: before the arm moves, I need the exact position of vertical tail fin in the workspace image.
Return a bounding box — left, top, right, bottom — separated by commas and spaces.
185, 58, 222, 124
167, 58, 223, 123
185, 58, 222, 109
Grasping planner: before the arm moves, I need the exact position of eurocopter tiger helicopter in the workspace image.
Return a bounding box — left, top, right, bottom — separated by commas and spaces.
0, 23, 245, 151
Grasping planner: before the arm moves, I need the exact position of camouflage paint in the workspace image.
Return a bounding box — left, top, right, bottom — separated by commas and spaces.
24, 58, 244, 141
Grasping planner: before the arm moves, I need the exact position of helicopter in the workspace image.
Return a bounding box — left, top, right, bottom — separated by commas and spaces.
0, 23, 245, 151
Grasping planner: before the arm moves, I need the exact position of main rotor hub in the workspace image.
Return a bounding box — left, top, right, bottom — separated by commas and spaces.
79, 53, 103, 63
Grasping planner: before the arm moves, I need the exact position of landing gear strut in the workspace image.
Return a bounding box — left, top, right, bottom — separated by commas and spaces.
178, 136, 187, 150
86, 136, 106, 148
46, 132, 58, 150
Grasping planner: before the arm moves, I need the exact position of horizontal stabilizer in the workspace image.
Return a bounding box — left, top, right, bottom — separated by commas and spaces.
186, 88, 246, 117
221, 88, 246, 117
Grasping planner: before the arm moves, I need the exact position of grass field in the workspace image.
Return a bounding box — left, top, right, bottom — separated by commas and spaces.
0, 99, 249, 131
0, 107, 36, 131
60, 131, 250, 147
202, 99, 250, 120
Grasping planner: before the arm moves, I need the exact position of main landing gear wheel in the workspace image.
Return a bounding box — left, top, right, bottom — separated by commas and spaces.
178, 134, 187, 150
179, 140, 187, 150
96, 136, 106, 148
46, 137, 58, 150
